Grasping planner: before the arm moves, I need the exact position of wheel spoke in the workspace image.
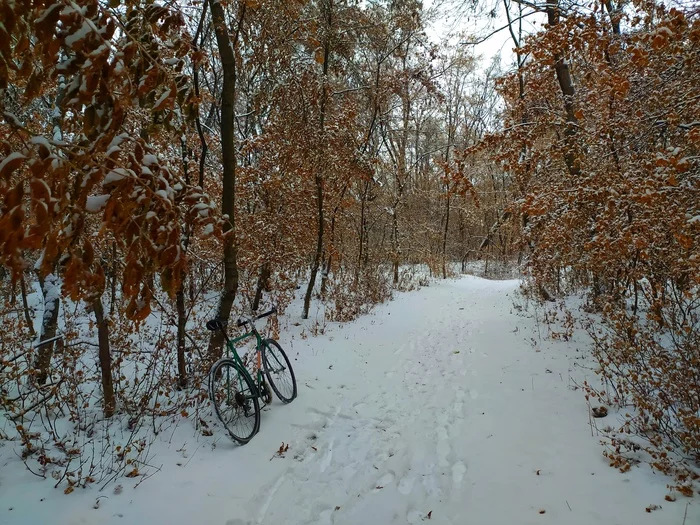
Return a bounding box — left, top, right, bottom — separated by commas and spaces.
263, 340, 297, 403
209, 360, 260, 443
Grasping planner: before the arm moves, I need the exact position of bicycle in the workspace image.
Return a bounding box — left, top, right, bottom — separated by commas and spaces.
206, 307, 297, 444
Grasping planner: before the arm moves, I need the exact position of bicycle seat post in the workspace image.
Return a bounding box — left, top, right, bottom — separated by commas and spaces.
221, 327, 232, 346
250, 316, 258, 334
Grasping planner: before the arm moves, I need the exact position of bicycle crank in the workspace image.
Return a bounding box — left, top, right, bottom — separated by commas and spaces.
234, 391, 247, 407
260, 381, 273, 405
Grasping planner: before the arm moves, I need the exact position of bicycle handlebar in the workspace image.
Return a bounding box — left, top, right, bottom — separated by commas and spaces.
236, 306, 277, 328
206, 307, 277, 332
256, 307, 277, 320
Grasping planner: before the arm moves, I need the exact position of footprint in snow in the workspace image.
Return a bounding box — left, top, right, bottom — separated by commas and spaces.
452, 461, 467, 484
407, 509, 425, 524
398, 475, 416, 495
436, 429, 451, 467
317, 507, 334, 525
320, 438, 334, 473
373, 472, 395, 491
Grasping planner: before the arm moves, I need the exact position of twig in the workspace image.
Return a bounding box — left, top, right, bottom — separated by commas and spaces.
566, 500, 572, 511
133, 464, 162, 489
63, 339, 99, 348
16, 452, 47, 479
2, 349, 32, 365
182, 444, 201, 468
9, 379, 65, 419
460, 11, 538, 46
681, 502, 688, 525
53, 454, 74, 488
35, 334, 64, 348
134, 459, 163, 471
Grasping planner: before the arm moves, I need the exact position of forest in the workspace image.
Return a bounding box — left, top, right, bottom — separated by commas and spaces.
0, 0, 698, 501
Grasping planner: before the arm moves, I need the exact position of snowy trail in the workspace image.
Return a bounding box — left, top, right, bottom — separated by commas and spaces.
244, 283, 493, 525
1, 277, 695, 525
230, 277, 694, 525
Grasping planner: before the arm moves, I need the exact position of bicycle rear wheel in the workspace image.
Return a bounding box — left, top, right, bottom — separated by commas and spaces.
262, 339, 297, 403
209, 359, 260, 443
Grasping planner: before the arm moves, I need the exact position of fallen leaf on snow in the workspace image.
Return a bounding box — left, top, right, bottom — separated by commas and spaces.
591, 406, 608, 418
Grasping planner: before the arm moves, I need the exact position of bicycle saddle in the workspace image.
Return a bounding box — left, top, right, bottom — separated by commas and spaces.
206, 319, 225, 331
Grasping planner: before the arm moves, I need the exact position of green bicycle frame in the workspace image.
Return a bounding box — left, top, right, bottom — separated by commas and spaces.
226, 330, 265, 396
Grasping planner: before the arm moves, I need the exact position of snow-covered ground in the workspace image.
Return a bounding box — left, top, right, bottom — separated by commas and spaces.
1, 276, 695, 524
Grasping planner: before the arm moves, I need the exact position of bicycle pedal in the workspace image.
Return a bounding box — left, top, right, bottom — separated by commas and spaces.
261, 383, 273, 405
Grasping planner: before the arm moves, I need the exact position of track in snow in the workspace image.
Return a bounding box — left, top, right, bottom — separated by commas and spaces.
224, 277, 691, 525
245, 308, 478, 525
2, 277, 694, 525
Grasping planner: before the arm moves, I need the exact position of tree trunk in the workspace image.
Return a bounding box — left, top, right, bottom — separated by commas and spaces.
356, 179, 372, 280
207, 0, 245, 357
604, 0, 621, 35
252, 262, 271, 312
303, 173, 324, 319
303, 0, 332, 320
320, 224, 334, 298
546, 2, 580, 177
442, 190, 450, 279
193, 0, 209, 190
34, 64, 66, 383
92, 297, 115, 418
176, 286, 187, 389
109, 241, 118, 316
34, 273, 61, 385
391, 200, 400, 285
20, 273, 35, 336
321, 188, 347, 297
320, 254, 331, 297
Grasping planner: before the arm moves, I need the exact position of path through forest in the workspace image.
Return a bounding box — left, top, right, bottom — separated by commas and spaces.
1, 277, 695, 525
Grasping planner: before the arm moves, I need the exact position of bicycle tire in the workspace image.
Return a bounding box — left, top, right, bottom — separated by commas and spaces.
262, 339, 297, 403
209, 358, 261, 443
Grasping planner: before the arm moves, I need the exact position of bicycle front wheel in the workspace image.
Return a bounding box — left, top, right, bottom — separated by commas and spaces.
262, 339, 297, 403
209, 359, 260, 444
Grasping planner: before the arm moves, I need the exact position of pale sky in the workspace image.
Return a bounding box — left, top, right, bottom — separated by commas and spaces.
424, 0, 545, 71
